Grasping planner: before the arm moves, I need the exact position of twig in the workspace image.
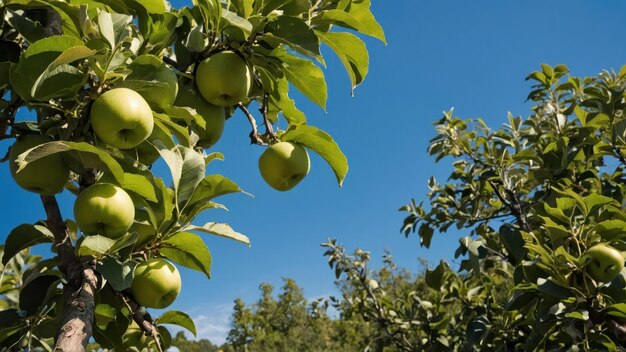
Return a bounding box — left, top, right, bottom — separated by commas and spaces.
121, 295, 164, 352
163, 56, 184, 72
0, 96, 22, 137
237, 102, 265, 145
259, 93, 278, 143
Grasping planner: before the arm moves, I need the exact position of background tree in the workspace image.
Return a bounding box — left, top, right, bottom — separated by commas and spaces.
0, 0, 384, 350
325, 65, 626, 351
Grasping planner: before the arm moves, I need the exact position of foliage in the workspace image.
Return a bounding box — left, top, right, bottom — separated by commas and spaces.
0, 0, 384, 350
328, 64, 626, 351
221, 278, 374, 352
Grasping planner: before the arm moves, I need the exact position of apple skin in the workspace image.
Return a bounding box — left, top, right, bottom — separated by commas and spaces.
175, 86, 226, 149
195, 51, 252, 107
9, 134, 69, 195
120, 321, 148, 349
258, 141, 310, 191
90, 88, 154, 149
130, 258, 181, 309
587, 244, 625, 283
128, 56, 179, 111
74, 183, 135, 238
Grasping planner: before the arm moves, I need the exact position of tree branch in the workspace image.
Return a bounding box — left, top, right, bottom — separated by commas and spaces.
121, 295, 163, 352
259, 93, 277, 143
41, 195, 98, 352
237, 103, 266, 145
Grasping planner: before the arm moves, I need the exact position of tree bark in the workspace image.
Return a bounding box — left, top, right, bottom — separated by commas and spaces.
41, 195, 98, 352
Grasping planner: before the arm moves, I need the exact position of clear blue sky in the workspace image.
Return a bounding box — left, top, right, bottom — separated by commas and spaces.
2, 0, 626, 344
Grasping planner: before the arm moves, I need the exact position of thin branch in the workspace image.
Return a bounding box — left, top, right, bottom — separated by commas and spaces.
237, 102, 266, 145
121, 295, 163, 352
163, 56, 184, 72
259, 93, 277, 143
0, 96, 22, 137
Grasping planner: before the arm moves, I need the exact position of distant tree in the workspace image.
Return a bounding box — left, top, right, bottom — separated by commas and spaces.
222, 278, 373, 352
326, 65, 626, 351
171, 331, 220, 352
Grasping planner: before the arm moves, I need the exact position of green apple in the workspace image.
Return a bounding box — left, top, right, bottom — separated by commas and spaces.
195, 51, 252, 107
130, 258, 181, 309
74, 183, 135, 238
9, 134, 69, 195
258, 141, 310, 191
90, 88, 154, 149
281, 0, 311, 15
175, 85, 226, 149
127, 55, 179, 112
587, 244, 625, 283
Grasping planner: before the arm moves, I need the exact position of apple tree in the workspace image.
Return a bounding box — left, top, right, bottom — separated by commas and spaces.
325, 65, 626, 351
0, 0, 384, 350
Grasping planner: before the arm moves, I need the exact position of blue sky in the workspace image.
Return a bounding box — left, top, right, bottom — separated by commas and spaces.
2, 0, 626, 344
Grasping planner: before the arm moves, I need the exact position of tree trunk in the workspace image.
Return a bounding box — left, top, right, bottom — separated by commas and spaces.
41, 195, 97, 352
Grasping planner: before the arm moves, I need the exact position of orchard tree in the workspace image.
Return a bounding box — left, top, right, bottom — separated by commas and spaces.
325, 65, 626, 351
0, 0, 384, 350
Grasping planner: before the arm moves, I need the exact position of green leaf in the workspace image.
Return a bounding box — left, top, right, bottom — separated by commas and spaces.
160, 232, 212, 279
19, 275, 60, 316
97, 257, 137, 292
77, 235, 117, 258
605, 303, 626, 319
268, 77, 306, 126
185, 222, 250, 246
318, 31, 368, 93
156, 310, 197, 337
263, 16, 321, 60
14, 141, 125, 185
123, 172, 157, 203
425, 261, 448, 289
94, 303, 117, 328
594, 220, 626, 241
274, 50, 327, 110
312, 9, 385, 43
281, 125, 348, 187
187, 175, 244, 208
2, 224, 54, 265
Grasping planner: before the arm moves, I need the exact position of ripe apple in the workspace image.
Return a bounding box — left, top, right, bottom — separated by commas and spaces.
586, 244, 625, 283
258, 141, 310, 191
74, 183, 135, 238
130, 258, 181, 309
90, 88, 154, 149
175, 86, 226, 149
281, 0, 311, 15
195, 51, 252, 107
127, 55, 179, 111
9, 134, 70, 195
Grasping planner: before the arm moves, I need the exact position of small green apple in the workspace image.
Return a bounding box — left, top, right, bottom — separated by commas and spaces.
127, 55, 179, 111
587, 244, 625, 283
258, 141, 310, 191
74, 183, 135, 238
90, 88, 154, 149
9, 134, 69, 195
175, 85, 226, 149
130, 258, 181, 309
195, 51, 252, 107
